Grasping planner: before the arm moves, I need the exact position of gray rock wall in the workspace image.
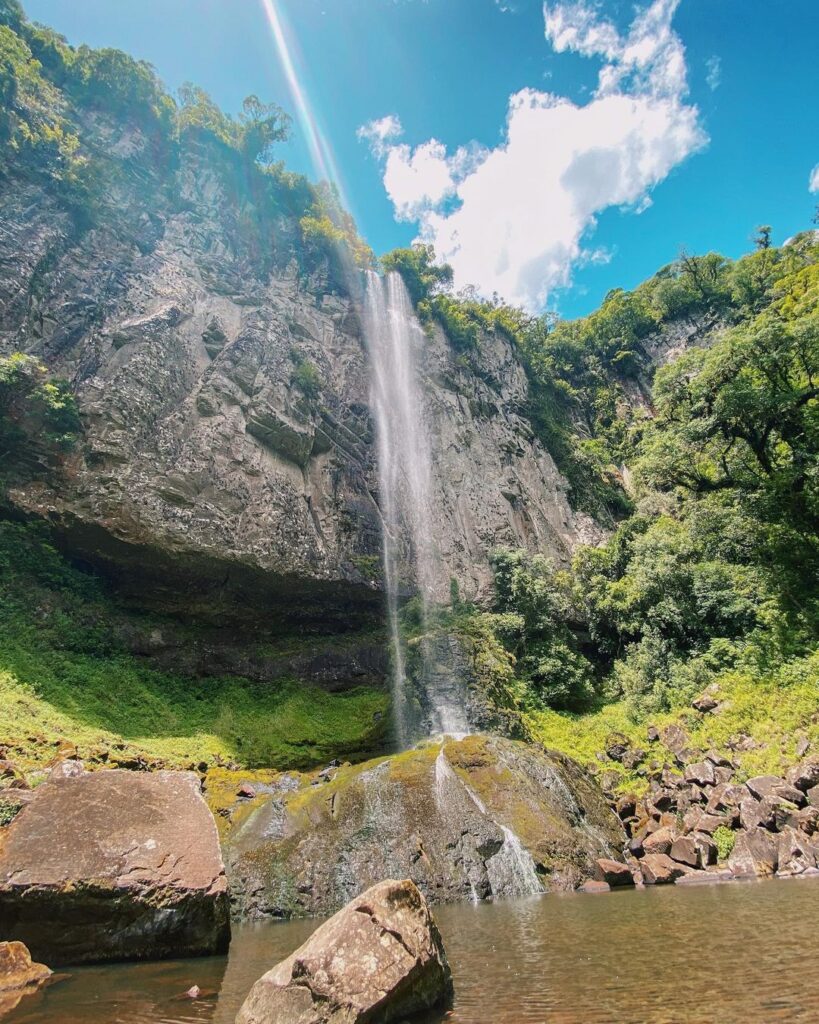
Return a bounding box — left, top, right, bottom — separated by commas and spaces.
0, 122, 595, 612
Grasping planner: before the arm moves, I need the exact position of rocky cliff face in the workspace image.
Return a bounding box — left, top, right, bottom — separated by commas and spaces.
0, 115, 594, 617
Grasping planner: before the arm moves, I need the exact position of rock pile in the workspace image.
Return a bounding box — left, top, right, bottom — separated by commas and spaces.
597, 724, 819, 886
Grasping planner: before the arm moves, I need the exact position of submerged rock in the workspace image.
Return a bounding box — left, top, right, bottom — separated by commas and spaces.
227, 734, 625, 917
0, 769, 230, 965
0, 941, 52, 1017
235, 879, 452, 1024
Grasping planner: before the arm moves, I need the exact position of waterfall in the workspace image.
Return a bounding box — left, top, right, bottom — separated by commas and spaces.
363, 270, 469, 744
434, 744, 542, 898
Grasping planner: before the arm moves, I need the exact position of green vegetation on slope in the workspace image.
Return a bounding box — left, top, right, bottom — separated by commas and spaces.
0, 520, 388, 772
415, 232, 818, 779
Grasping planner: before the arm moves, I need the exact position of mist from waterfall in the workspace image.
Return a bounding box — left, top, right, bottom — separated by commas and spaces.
363, 270, 469, 745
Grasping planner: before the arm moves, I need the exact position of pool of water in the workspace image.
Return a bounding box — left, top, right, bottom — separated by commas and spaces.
7, 877, 819, 1023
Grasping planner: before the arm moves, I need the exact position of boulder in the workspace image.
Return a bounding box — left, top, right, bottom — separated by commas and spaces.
728, 828, 778, 877
593, 859, 634, 887
0, 769, 230, 965
604, 733, 631, 763
791, 806, 819, 836
0, 941, 52, 1017
226, 736, 624, 916
745, 775, 783, 801
692, 687, 720, 713
776, 827, 818, 876
669, 836, 699, 868
739, 796, 776, 832
691, 812, 735, 835
235, 880, 452, 1024
579, 880, 611, 894
684, 761, 716, 787
48, 758, 85, 781
0, 941, 51, 991
785, 760, 819, 793
691, 832, 718, 867
640, 854, 690, 885
705, 783, 745, 815
621, 748, 646, 771
642, 825, 677, 856
660, 725, 690, 755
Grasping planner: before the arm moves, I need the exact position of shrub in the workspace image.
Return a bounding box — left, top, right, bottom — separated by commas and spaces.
713, 825, 736, 861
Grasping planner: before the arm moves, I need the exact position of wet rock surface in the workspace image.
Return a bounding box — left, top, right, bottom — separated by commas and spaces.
0, 941, 52, 1018
235, 879, 452, 1024
226, 734, 625, 918
0, 768, 230, 965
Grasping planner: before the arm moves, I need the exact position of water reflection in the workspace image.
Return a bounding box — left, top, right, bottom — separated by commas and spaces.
7, 878, 819, 1024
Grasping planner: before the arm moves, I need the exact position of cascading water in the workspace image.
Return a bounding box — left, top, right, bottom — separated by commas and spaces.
363, 270, 470, 744
434, 744, 542, 897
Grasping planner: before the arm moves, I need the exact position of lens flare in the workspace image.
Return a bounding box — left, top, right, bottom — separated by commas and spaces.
258, 0, 350, 209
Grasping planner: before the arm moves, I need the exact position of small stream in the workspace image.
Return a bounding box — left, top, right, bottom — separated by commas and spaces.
8, 877, 819, 1023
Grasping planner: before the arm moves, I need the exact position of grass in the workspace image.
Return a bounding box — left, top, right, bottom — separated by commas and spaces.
527, 653, 819, 794
0, 520, 389, 773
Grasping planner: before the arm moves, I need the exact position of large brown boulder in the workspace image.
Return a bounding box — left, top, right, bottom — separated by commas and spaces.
0, 769, 230, 965
235, 879, 452, 1024
640, 854, 690, 885
727, 827, 778, 877
593, 859, 634, 887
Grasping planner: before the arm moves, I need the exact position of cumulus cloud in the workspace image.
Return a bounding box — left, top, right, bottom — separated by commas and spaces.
810, 164, 819, 193
359, 0, 706, 310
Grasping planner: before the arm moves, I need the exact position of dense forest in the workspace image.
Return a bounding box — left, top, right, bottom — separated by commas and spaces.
397, 231, 818, 784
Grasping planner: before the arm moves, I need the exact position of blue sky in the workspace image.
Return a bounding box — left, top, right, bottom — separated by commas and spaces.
22, 0, 819, 317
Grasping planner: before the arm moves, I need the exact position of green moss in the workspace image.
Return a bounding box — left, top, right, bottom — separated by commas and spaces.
0, 519, 389, 774
0, 799, 24, 827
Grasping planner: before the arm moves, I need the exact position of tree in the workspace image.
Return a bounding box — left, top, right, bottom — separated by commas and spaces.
0, 354, 81, 470
237, 94, 290, 164
380, 245, 453, 305
754, 224, 772, 250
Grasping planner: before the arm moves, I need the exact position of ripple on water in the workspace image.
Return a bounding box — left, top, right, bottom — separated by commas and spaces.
7, 877, 819, 1024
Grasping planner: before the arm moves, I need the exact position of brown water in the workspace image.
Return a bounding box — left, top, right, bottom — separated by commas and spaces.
8, 877, 819, 1024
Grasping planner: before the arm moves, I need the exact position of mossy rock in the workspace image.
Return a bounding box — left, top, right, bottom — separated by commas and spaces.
225, 734, 625, 918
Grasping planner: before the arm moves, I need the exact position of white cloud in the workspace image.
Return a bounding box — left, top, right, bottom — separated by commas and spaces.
382, 139, 456, 220
356, 114, 402, 157
360, 0, 706, 311
810, 163, 819, 193
705, 55, 721, 91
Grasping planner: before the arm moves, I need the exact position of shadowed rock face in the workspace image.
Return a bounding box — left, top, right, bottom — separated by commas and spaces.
0, 769, 230, 966
226, 734, 625, 918
235, 879, 452, 1024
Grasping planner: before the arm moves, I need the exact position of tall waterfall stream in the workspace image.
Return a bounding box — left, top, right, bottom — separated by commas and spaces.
363, 270, 470, 744
364, 270, 540, 897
